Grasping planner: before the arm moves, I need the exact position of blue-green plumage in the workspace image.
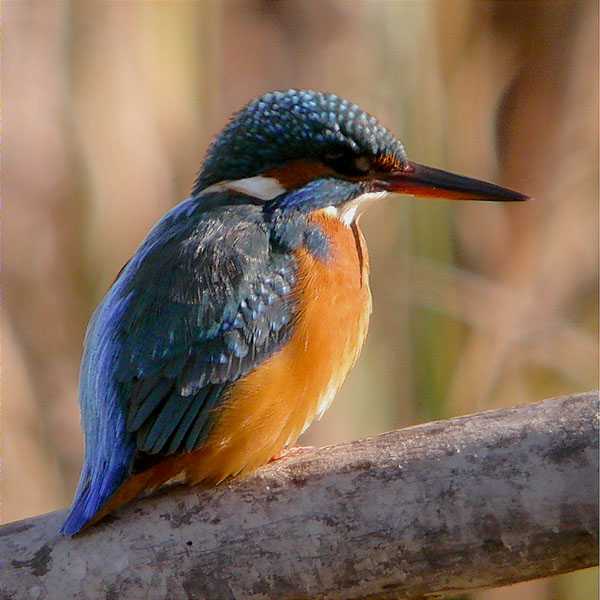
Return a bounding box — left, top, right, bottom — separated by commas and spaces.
195, 89, 407, 192
61, 193, 302, 534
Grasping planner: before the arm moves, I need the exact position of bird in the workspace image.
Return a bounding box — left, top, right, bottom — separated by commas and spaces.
61, 89, 528, 535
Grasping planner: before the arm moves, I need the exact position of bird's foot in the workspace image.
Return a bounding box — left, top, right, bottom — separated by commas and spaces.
269, 446, 316, 463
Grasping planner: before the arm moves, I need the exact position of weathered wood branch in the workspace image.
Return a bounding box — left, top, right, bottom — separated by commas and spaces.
1, 392, 598, 600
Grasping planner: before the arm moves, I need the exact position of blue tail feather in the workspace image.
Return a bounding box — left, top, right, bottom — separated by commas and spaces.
60, 461, 130, 536
61, 284, 137, 536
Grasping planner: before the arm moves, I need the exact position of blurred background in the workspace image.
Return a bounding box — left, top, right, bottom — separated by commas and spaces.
3, 1, 598, 598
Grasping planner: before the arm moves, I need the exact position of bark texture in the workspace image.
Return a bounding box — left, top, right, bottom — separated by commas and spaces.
1, 391, 598, 600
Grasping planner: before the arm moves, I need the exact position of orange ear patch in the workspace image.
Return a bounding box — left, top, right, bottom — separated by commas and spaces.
263, 159, 335, 190
373, 153, 405, 172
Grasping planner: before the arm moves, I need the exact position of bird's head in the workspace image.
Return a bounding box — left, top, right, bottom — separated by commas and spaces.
194, 89, 528, 225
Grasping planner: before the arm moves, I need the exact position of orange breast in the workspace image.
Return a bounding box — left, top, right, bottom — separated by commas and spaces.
183, 212, 372, 484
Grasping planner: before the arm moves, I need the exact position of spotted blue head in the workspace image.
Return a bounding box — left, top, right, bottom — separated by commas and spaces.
193, 89, 528, 222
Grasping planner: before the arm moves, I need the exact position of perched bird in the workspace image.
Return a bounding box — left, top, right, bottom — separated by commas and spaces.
61, 89, 527, 535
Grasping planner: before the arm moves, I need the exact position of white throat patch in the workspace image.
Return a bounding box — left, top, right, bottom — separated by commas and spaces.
327, 191, 389, 226
199, 176, 285, 201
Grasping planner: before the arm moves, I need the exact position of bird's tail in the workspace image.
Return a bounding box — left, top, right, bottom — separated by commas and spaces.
60, 460, 131, 536
61, 454, 184, 536
61, 283, 142, 535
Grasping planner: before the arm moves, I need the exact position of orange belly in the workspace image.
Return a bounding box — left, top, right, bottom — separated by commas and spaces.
183, 212, 372, 484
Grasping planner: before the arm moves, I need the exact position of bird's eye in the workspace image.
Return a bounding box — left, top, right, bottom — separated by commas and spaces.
323, 152, 372, 177
353, 156, 371, 173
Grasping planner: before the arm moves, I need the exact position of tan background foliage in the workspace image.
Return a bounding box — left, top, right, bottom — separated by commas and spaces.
3, 2, 598, 599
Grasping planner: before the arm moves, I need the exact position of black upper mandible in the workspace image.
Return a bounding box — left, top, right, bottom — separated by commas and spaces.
193, 89, 407, 193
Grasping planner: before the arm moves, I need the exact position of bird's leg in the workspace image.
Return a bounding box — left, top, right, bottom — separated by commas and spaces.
269, 446, 316, 463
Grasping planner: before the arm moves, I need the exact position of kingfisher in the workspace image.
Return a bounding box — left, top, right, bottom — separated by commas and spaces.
61, 89, 528, 535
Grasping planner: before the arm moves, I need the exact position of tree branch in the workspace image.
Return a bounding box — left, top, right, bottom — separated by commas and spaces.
1, 392, 598, 600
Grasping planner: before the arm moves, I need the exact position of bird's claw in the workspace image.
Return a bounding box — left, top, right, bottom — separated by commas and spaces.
269, 446, 316, 463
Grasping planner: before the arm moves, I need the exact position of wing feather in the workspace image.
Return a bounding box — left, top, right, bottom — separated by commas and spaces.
61, 195, 297, 535
118, 201, 297, 459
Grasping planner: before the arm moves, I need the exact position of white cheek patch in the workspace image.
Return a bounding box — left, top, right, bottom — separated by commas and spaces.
339, 191, 389, 226
200, 176, 286, 201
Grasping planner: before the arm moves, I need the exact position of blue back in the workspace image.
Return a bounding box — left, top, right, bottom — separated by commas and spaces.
61, 195, 298, 534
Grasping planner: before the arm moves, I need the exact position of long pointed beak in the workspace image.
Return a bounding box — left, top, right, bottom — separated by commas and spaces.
376, 161, 529, 202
